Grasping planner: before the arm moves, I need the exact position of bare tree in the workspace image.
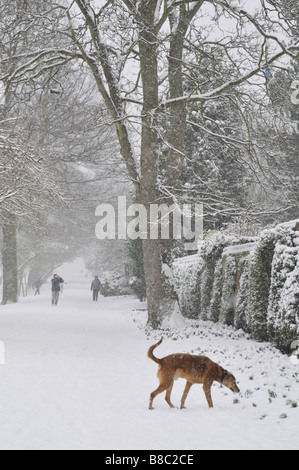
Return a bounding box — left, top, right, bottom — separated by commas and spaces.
0, 0, 70, 304
64, 0, 299, 327
0, 126, 66, 304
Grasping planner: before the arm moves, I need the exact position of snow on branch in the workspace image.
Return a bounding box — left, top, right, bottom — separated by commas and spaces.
163, 49, 289, 106
0, 49, 81, 84
0, 131, 66, 218
210, 0, 299, 59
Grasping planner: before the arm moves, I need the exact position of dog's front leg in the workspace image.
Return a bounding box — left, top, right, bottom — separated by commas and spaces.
180, 381, 192, 409
203, 383, 214, 408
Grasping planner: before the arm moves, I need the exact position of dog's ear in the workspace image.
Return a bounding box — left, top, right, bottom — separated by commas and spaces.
222, 371, 229, 381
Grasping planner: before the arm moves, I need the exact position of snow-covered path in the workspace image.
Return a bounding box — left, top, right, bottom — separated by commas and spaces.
0, 261, 298, 450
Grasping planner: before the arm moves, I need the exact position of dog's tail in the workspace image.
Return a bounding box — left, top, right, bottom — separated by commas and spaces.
147, 338, 163, 364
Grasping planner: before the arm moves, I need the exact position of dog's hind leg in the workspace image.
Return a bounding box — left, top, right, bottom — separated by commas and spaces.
165, 381, 175, 408
180, 381, 192, 409
149, 384, 169, 410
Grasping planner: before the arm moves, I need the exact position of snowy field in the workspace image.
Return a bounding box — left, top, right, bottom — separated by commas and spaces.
0, 260, 298, 450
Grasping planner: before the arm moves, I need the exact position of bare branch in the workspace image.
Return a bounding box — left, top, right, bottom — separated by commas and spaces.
209, 0, 299, 60
163, 49, 289, 106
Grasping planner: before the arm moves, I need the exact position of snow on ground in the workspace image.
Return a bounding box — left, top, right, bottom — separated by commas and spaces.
0, 260, 298, 450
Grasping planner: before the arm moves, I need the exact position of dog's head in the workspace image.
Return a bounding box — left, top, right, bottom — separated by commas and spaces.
221, 370, 240, 393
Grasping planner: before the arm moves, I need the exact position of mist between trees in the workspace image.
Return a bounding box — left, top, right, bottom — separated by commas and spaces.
0, 0, 298, 329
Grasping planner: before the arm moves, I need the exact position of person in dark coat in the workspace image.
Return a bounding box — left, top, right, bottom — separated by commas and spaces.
91, 276, 102, 302
34, 279, 43, 296
51, 274, 64, 306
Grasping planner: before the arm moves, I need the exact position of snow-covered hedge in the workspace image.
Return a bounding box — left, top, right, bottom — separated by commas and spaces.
173, 254, 204, 319
267, 244, 299, 352
174, 220, 299, 353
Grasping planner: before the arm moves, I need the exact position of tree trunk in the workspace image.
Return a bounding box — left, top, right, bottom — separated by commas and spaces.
137, 1, 176, 328
166, 11, 188, 188
166, 3, 204, 188
1, 212, 18, 305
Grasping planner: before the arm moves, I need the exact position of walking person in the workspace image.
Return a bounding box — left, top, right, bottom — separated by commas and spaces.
34, 279, 42, 296
91, 275, 101, 302
51, 274, 64, 306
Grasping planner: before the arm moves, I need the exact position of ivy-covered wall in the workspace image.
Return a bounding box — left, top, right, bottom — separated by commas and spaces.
174, 220, 299, 353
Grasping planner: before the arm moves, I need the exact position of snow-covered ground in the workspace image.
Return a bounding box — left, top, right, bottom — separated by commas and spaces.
0, 260, 298, 450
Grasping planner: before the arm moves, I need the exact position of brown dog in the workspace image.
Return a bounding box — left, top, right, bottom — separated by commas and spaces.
148, 338, 240, 410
